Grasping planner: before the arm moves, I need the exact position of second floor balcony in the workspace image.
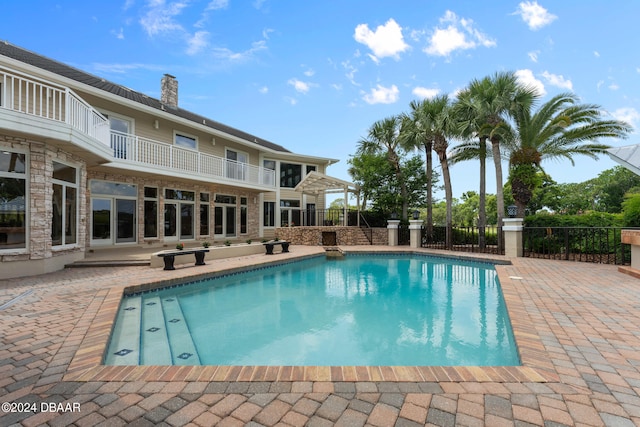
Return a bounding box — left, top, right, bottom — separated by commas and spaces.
110, 131, 276, 189
0, 66, 276, 190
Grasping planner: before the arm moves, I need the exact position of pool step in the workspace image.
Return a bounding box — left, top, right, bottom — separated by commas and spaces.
161, 297, 202, 365
140, 295, 172, 365
105, 295, 142, 365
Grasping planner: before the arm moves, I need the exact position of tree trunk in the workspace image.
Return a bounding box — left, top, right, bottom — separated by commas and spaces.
478, 137, 487, 249
436, 144, 453, 250
491, 137, 504, 253
424, 141, 434, 239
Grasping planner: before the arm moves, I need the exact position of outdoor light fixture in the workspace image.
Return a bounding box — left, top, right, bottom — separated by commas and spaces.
412, 210, 420, 220
507, 204, 518, 218
390, 212, 398, 220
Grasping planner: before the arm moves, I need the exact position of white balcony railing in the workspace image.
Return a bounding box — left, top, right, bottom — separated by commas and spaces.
0, 66, 110, 146
0, 67, 275, 188
110, 131, 276, 188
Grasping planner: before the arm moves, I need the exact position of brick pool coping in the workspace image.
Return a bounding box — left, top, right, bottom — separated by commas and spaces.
64, 247, 558, 384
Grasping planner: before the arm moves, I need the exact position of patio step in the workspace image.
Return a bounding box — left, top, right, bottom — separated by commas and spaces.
139, 295, 172, 365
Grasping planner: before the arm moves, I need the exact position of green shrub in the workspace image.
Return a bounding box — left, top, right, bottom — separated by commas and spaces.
622, 193, 640, 226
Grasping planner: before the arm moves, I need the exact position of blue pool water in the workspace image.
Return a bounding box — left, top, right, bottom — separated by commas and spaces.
105, 253, 520, 366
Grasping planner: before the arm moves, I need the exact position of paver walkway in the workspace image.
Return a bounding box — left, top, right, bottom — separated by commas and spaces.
1, 246, 640, 426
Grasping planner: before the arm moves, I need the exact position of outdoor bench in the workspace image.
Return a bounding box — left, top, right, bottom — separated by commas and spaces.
157, 249, 209, 270
263, 241, 290, 255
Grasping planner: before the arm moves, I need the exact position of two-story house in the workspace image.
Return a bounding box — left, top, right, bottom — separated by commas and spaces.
0, 41, 342, 278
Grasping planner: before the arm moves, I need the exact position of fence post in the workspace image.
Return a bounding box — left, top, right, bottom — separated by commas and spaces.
409, 220, 423, 248
503, 218, 524, 257
387, 220, 400, 246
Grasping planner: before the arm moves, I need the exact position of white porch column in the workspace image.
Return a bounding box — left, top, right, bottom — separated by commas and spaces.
503, 218, 524, 257
387, 220, 401, 246
409, 220, 423, 249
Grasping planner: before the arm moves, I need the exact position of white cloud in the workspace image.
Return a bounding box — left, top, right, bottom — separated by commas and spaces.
541, 71, 573, 90
186, 31, 209, 55
342, 60, 359, 86
514, 1, 557, 30
611, 107, 640, 130
424, 10, 495, 57
362, 84, 399, 104
288, 78, 315, 94
303, 68, 315, 77
354, 18, 409, 62
139, 0, 188, 36
206, 0, 228, 10
259, 86, 268, 94
609, 83, 620, 91
515, 69, 546, 96
211, 40, 267, 62
111, 27, 125, 40
412, 87, 440, 99
528, 50, 539, 63
594, 51, 600, 58
91, 62, 164, 74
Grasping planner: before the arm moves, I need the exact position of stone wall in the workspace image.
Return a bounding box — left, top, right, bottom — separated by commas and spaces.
274, 226, 388, 246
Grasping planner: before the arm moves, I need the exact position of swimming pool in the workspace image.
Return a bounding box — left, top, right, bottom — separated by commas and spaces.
105, 253, 520, 366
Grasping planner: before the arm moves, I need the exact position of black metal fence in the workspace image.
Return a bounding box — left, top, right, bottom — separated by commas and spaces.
523, 226, 632, 265
420, 225, 503, 254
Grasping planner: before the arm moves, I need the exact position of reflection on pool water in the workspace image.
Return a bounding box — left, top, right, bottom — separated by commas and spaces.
105, 253, 520, 366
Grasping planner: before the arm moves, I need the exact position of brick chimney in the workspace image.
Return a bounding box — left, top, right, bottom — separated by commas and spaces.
161, 74, 178, 109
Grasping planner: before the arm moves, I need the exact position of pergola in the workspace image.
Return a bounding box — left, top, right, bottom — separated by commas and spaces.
608, 144, 640, 176
294, 171, 360, 226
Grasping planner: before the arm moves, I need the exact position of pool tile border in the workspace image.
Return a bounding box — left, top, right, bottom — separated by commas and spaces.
64, 248, 559, 383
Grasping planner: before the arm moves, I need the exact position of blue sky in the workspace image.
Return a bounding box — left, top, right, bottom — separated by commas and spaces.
4, 1, 639, 204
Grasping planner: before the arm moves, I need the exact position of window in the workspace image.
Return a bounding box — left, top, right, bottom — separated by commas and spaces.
200, 192, 210, 236
144, 187, 158, 238
280, 163, 302, 188
226, 149, 249, 180
52, 161, 78, 246
215, 194, 236, 204
165, 189, 195, 201
280, 199, 301, 227
0, 150, 27, 250
263, 202, 275, 227
263, 160, 276, 186
104, 113, 133, 159
306, 165, 316, 174
240, 197, 247, 234
175, 133, 197, 150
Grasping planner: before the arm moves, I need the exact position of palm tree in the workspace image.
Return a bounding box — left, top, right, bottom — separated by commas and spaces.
504, 93, 632, 216
470, 72, 537, 250
451, 84, 492, 248
357, 116, 409, 218
399, 100, 436, 235
420, 95, 458, 249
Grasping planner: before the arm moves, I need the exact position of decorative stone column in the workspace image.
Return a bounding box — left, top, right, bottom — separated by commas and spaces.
387, 220, 400, 246
503, 218, 524, 257
409, 220, 423, 248
620, 230, 640, 278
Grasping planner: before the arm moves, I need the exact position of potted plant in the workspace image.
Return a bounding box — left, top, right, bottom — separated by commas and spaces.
246, 239, 252, 244
224, 240, 231, 246
202, 241, 210, 248
176, 242, 184, 250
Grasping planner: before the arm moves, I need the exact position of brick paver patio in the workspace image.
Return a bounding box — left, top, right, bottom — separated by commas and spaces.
1, 246, 640, 426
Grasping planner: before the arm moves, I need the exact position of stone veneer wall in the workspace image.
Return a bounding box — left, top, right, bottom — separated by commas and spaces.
274, 226, 388, 246
0, 135, 86, 264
